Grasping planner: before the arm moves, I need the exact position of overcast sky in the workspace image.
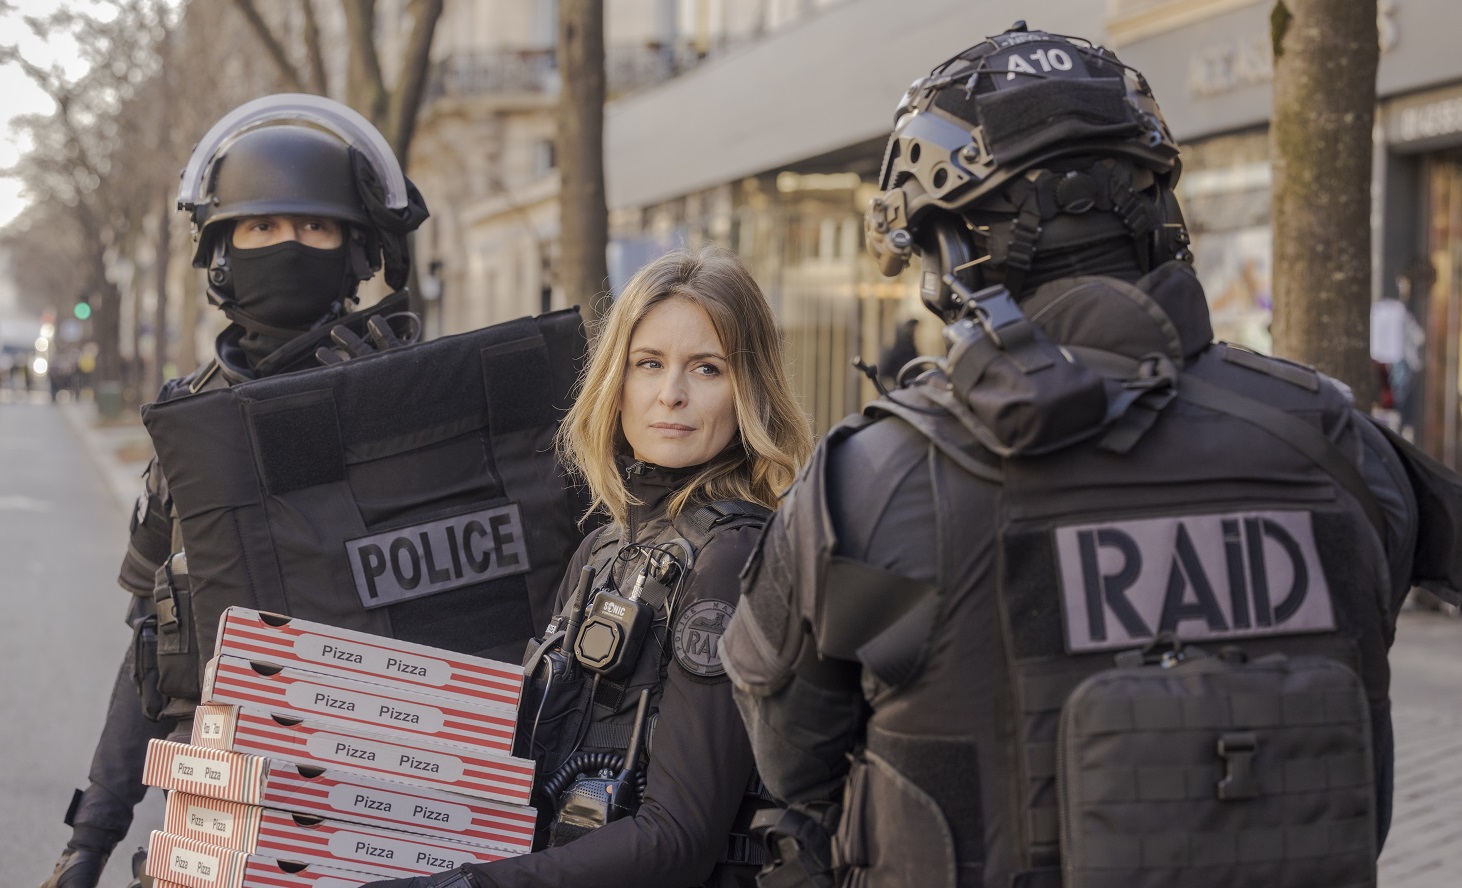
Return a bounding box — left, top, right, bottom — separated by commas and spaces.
1, 1, 98, 231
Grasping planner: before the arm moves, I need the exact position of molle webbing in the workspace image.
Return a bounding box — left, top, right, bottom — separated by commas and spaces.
1058, 653, 1377, 888
1074, 820, 1373, 872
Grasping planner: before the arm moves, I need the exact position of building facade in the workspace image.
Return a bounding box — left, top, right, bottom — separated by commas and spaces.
601, 0, 1107, 430
416, 0, 1462, 452
409, 0, 828, 338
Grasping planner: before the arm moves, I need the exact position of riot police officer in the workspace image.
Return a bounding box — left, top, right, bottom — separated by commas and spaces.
41, 94, 428, 888
722, 24, 1462, 888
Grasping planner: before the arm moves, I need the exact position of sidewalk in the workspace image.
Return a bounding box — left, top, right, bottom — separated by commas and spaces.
57, 398, 154, 514
1378, 608, 1462, 888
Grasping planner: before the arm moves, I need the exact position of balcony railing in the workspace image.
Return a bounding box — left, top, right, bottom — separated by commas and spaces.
425, 40, 744, 105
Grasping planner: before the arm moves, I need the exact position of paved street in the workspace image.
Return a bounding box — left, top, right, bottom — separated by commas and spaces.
0, 395, 161, 888
1378, 608, 1462, 887
1, 394, 1459, 886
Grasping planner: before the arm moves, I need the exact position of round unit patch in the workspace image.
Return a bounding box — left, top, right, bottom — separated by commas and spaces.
673, 599, 736, 678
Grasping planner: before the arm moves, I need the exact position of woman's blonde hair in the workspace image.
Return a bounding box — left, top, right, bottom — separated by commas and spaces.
558, 245, 812, 527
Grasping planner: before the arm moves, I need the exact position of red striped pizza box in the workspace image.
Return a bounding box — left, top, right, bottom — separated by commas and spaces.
143, 739, 536, 853
214, 608, 522, 710
191, 704, 535, 806
162, 792, 516, 874
204, 655, 516, 755
145, 831, 381, 888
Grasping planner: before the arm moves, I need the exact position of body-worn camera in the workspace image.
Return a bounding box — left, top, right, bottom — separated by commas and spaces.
572, 588, 651, 681
571, 542, 689, 680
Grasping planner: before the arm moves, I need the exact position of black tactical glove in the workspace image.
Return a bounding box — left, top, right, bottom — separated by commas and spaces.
314, 311, 422, 365
38, 845, 108, 888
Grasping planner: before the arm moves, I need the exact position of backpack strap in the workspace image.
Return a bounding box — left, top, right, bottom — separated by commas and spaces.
1066, 344, 1387, 540
1177, 373, 1387, 540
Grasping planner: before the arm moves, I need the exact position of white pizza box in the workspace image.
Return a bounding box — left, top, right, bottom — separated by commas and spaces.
162, 791, 515, 874
204, 655, 516, 755
213, 607, 523, 711
145, 831, 380, 888
191, 704, 535, 807
143, 739, 535, 852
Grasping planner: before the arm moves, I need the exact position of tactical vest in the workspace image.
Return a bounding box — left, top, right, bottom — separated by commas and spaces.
140, 308, 591, 691
805, 279, 1396, 888
523, 499, 773, 869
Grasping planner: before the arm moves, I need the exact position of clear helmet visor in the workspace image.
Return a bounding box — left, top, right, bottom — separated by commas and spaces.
178, 93, 407, 213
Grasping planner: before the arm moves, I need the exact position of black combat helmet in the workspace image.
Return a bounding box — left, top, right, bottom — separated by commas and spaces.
865, 22, 1190, 319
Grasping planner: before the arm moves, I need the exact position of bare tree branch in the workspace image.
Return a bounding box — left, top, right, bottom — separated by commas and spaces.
229, 0, 305, 91
384, 0, 442, 164
300, 0, 329, 94
342, 0, 386, 123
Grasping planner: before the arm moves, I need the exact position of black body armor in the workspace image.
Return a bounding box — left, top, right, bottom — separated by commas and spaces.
139, 308, 590, 698
725, 266, 1460, 888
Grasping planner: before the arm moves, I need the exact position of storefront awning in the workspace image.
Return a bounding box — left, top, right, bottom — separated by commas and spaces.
604, 0, 1106, 210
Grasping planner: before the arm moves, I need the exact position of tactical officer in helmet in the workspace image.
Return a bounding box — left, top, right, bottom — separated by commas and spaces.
41, 94, 428, 888
722, 24, 1462, 888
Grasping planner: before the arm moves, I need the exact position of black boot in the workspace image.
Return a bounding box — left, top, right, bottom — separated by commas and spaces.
124, 846, 150, 888
38, 846, 109, 888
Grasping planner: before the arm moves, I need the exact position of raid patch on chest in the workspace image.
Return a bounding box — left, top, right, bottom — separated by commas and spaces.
1054, 509, 1335, 653
673, 599, 736, 679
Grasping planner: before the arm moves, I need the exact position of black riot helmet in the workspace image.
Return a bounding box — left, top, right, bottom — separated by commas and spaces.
188, 125, 369, 264
865, 23, 1191, 320
178, 94, 429, 336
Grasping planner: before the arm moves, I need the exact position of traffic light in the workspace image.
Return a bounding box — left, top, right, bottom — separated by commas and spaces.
73, 302, 91, 320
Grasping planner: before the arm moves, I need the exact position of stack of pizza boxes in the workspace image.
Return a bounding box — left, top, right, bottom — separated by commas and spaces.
142, 606, 540, 888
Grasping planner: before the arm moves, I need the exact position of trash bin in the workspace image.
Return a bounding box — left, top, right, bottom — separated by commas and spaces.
97, 381, 124, 421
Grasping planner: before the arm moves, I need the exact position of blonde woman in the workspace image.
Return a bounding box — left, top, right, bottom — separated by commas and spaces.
362, 245, 812, 888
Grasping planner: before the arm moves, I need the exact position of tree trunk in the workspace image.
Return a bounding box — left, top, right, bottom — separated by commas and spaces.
343, 0, 388, 127
153, 188, 172, 395
557, 0, 611, 319
74, 203, 123, 387
1269, 0, 1379, 406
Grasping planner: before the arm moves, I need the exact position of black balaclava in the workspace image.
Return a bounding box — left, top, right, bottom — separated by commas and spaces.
228, 238, 354, 368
